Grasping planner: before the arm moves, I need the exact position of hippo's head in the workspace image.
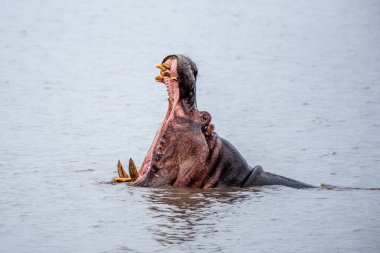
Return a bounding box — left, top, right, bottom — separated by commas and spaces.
159, 54, 198, 108
130, 55, 220, 187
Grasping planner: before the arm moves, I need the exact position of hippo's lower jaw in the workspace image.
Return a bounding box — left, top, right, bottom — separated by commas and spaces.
112, 55, 315, 189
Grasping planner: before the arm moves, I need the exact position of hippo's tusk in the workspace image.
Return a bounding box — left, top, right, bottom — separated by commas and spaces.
112, 177, 132, 183
112, 160, 132, 183
117, 160, 129, 178
129, 158, 139, 181
155, 64, 167, 71
170, 76, 178, 81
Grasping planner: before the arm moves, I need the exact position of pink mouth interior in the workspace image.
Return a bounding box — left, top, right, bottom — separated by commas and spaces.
138, 103, 172, 177
136, 58, 178, 178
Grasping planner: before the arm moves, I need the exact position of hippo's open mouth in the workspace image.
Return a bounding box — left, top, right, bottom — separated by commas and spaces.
113, 55, 214, 187
132, 56, 182, 182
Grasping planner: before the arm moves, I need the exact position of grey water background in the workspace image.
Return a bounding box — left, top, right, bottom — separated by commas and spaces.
1, 0, 380, 252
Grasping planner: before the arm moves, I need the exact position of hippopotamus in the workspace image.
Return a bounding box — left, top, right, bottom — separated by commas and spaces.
113, 54, 315, 189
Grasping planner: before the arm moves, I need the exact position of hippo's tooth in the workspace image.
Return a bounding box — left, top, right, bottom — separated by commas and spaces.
112, 177, 132, 183
117, 160, 129, 178
170, 76, 178, 81
162, 63, 170, 70
129, 158, 139, 181
155, 75, 164, 82
155, 64, 167, 71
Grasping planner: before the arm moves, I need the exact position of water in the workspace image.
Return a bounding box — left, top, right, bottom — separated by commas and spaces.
1, 0, 379, 252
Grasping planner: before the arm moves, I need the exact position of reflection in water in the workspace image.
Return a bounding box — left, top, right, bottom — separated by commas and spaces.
143, 187, 261, 246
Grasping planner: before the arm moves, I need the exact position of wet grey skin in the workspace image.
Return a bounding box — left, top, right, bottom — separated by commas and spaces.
117, 55, 315, 189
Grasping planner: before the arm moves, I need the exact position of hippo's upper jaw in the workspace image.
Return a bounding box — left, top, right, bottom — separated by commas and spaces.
113, 55, 315, 189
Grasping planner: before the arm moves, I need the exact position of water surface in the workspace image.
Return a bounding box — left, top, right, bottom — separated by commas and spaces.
1, 0, 379, 252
